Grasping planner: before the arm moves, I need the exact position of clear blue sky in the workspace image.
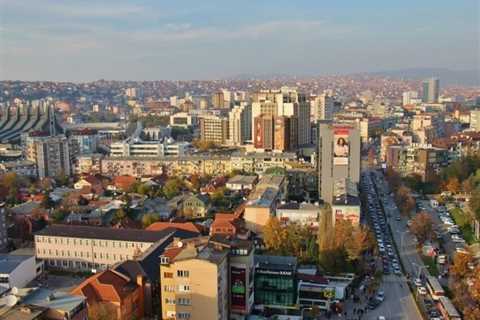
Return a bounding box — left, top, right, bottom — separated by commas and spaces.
0, 0, 478, 81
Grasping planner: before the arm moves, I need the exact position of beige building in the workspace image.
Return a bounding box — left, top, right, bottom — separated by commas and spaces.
200, 115, 229, 144
244, 175, 287, 234
160, 237, 229, 320
34, 225, 178, 272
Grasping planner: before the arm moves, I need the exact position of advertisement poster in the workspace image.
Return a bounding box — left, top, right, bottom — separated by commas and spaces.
231, 267, 246, 311
333, 127, 350, 165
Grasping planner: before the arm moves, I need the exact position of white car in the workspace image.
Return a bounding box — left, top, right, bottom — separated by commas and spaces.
417, 286, 427, 295
414, 278, 422, 286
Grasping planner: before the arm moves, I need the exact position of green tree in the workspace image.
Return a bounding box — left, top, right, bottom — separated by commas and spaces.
163, 178, 182, 199
142, 213, 160, 228
263, 217, 287, 252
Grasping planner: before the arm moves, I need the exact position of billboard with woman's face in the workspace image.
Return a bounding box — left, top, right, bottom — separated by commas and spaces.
333, 127, 350, 165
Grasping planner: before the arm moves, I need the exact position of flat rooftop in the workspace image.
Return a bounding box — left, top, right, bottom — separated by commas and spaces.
0, 254, 33, 274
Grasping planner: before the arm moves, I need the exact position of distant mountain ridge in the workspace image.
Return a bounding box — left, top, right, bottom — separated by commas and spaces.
364, 68, 480, 86
227, 68, 480, 86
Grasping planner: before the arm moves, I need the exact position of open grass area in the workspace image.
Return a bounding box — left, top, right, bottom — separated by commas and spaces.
421, 255, 439, 276
450, 208, 478, 244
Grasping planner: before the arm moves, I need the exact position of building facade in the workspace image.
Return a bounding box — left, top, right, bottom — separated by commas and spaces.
25, 134, 72, 179
200, 116, 229, 145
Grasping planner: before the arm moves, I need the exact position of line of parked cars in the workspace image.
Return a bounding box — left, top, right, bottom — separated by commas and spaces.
436, 206, 468, 254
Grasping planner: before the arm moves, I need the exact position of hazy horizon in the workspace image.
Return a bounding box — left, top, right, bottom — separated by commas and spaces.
0, 0, 478, 82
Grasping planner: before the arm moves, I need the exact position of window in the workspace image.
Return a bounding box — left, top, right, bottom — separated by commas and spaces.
178, 298, 191, 305
177, 270, 189, 277
164, 285, 175, 292
179, 285, 190, 292
178, 312, 191, 319
163, 272, 173, 279
165, 298, 175, 305
160, 256, 169, 264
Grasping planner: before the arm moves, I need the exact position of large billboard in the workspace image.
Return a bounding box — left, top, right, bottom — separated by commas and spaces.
333, 127, 350, 165
231, 267, 247, 311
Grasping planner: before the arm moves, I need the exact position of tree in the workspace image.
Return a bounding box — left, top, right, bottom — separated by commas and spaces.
445, 177, 461, 194
190, 174, 201, 191
451, 252, 473, 279
263, 217, 287, 252
469, 189, 480, 221
345, 224, 374, 262
395, 185, 416, 216
385, 167, 401, 192
51, 209, 66, 223
163, 178, 182, 199
115, 208, 127, 221
462, 177, 475, 194
192, 139, 217, 151
142, 213, 160, 228
409, 212, 434, 244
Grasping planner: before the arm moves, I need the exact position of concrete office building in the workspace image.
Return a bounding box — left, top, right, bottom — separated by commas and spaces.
274, 116, 297, 151
317, 122, 360, 203
34, 225, 196, 272
25, 134, 72, 179
160, 237, 229, 320
200, 115, 229, 145
422, 78, 440, 103
228, 103, 252, 146
110, 139, 191, 158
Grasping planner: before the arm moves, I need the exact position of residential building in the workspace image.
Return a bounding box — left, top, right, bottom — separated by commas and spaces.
176, 194, 210, 219
0, 160, 37, 177
228, 103, 252, 146
199, 115, 229, 145
68, 128, 99, 155
244, 175, 286, 234
209, 235, 255, 319
226, 175, 258, 191
210, 213, 247, 238
331, 194, 361, 226
159, 237, 229, 320
422, 78, 440, 103
110, 139, 191, 158
470, 109, 480, 131
25, 134, 71, 179
34, 225, 196, 272
402, 91, 419, 106
0, 204, 8, 253
317, 122, 361, 204
274, 116, 297, 151
71, 269, 144, 320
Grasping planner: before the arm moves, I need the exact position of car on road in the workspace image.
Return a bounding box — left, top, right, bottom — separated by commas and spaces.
414, 278, 422, 286
417, 286, 427, 295
378, 316, 386, 320
376, 290, 385, 302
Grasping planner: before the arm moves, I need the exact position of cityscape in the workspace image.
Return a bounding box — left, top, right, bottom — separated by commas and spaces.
0, 1, 479, 320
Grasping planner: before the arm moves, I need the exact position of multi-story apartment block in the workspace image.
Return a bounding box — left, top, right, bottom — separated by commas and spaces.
110, 139, 191, 157
0, 203, 7, 253
160, 237, 229, 320
34, 225, 194, 272
228, 103, 252, 146
311, 93, 335, 122
67, 128, 99, 155
200, 115, 229, 144
25, 134, 72, 179
422, 78, 440, 103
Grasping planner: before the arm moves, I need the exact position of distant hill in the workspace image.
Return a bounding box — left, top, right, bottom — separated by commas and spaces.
365, 68, 480, 86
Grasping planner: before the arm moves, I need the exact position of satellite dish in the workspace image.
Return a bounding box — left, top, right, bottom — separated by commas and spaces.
177, 241, 183, 248
11, 287, 18, 295
3, 295, 18, 307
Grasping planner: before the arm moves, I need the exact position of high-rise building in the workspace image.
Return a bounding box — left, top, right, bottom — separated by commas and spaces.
422, 78, 440, 103
252, 88, 310, 147
160, 238, 229, 320
228, 103, 252, 146
274, 116, 297, 151
25, 134, 72, 179
402, 91, 419, 106
200, 116, 229, 145
312, 93, 335, 122
254, 114, 275, 150
317, 122, 361, 203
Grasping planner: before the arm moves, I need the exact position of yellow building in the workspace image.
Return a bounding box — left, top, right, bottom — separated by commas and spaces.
160, 237, 229, 320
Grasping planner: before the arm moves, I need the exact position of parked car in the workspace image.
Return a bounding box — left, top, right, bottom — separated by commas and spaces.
417, 286, 427, 295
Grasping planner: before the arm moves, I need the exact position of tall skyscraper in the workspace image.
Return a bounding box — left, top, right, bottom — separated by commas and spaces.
422, 78, 440, 103
26, 134, 72, 179
274, 116, 297, 151
317, 122, 360, 203
228, 103, 252, 146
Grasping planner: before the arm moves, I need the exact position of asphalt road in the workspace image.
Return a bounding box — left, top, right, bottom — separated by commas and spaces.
364, 170, 423, 320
